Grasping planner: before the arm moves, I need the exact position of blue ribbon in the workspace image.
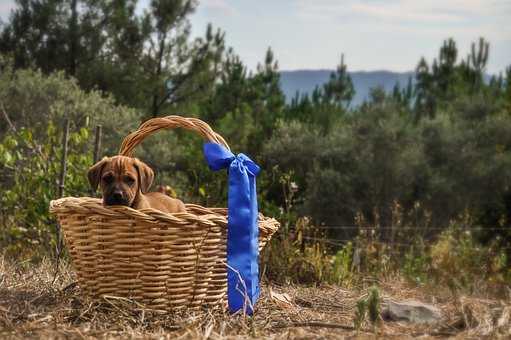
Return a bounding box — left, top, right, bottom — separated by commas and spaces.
203, 142, 260, 314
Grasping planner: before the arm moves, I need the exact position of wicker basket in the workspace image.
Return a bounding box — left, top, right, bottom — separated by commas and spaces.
49, 116, 280, 311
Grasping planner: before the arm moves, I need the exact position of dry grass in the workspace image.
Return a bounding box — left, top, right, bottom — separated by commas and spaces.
0, 257, 510, 339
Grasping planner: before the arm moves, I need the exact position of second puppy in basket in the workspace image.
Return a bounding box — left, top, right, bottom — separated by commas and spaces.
88, 156, 186, 213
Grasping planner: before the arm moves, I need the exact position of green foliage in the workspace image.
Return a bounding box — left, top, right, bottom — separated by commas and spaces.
261, 190, 510, 292
0, 57, 139, 153
354, 298, 367, 332
331, 242, 354, 285
285, 56, 353, 132
0, 0, 224, 116
367, 286, 381, 326
0, 124, 91, 256
414, 37, 496, 120
429, 224, 509, 293
268, 98, 425, 230
262, 216, 356, 285
353, 286, 381, 332
267, 47, 511, 263
402, 244, 430, 286
322, 54, 355, 108
0, 62, 138, 256
204, 48, 286, 154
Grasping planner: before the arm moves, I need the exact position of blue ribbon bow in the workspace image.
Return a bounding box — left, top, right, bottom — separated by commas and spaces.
203, 142, 260, 315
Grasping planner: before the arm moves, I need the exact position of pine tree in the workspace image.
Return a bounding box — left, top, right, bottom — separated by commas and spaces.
205, 48, 248, 123
414, 57, 435, 120
322, 54, 354, 108
0, 0, 225, 116
434, 38, 458, 99
293, 54, 356, 133
146, 0, 196, 117
505, 66, 511, 114
250, 47, 286, 141
0, 0, 93, 74
402, 76, 414, 109
152, 22, 226, 116
468, 37, 489, 91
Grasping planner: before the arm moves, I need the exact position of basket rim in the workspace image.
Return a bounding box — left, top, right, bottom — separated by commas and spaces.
50, 197, 279, 229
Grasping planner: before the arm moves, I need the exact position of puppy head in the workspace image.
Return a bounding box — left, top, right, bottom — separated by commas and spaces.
88, 156, 154, 207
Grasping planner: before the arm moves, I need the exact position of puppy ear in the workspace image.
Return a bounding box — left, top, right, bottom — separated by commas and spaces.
87, 157, 109, 192
134, 158, 154, 193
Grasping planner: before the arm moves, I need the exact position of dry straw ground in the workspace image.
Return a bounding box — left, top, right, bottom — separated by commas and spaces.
0, 257, 509, 339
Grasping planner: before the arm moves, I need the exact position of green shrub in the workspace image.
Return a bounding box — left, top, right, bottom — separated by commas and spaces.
0, 61, 138, 257
429, 224, 509, 292
330, 242, 354, 285
0, 57, 139, 154
0, 124, 91, 257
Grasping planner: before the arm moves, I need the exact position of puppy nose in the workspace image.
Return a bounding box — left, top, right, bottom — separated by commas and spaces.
112, 191, 123, 200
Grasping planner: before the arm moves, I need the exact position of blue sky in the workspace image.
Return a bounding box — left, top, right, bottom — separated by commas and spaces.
1, 0, 510, 74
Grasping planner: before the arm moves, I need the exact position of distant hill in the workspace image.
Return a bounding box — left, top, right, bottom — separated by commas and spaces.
279, 70, 415, 107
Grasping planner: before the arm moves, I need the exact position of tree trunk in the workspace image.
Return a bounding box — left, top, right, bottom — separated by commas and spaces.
69, 0, 78, 76
151, 33, 167, 118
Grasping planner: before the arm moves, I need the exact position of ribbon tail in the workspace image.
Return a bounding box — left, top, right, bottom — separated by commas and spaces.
249, 173, 260, 302
226, 161, 259, 314
203, 142, 260, 315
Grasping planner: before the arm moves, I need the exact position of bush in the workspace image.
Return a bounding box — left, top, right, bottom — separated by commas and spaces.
265, 93, 511, 261
429, 224, 509, 293
0, 124, 90, 256
0, 56, 139, 154
0, 60, 139, 257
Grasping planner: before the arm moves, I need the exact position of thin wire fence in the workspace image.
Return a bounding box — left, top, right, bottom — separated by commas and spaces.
302, 236, 427, 249
312, 225, 508, 230
295, 225, 511, 250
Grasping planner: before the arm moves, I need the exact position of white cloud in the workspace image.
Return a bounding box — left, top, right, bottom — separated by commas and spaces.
349, 2, 465, 23
200, 0, 238, 16
288, 0, 510, 73
296, 0, 510, 39
297, 0, 509, 17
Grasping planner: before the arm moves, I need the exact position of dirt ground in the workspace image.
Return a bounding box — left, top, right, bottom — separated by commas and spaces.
0, 257, 509, 339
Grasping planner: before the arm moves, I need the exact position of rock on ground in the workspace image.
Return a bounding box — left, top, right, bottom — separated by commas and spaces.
382, 299, 442, 324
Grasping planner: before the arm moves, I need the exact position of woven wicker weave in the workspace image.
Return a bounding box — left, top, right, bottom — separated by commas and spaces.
49, 116, 280, 311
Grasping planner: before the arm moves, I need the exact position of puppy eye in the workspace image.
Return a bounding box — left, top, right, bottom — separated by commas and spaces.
102, 174, 114, 183
125, 176, 135, 185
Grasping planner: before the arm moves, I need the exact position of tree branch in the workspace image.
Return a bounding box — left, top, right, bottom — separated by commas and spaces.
0, 102, 16, 132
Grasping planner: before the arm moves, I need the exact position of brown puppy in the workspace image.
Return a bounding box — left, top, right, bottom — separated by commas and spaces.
88, 156, 186, 213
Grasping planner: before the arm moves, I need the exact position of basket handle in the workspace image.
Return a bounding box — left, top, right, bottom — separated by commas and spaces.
118, 115, 230, 157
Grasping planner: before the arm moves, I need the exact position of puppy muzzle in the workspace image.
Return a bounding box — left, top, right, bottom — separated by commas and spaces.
104, 191, 130, 206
